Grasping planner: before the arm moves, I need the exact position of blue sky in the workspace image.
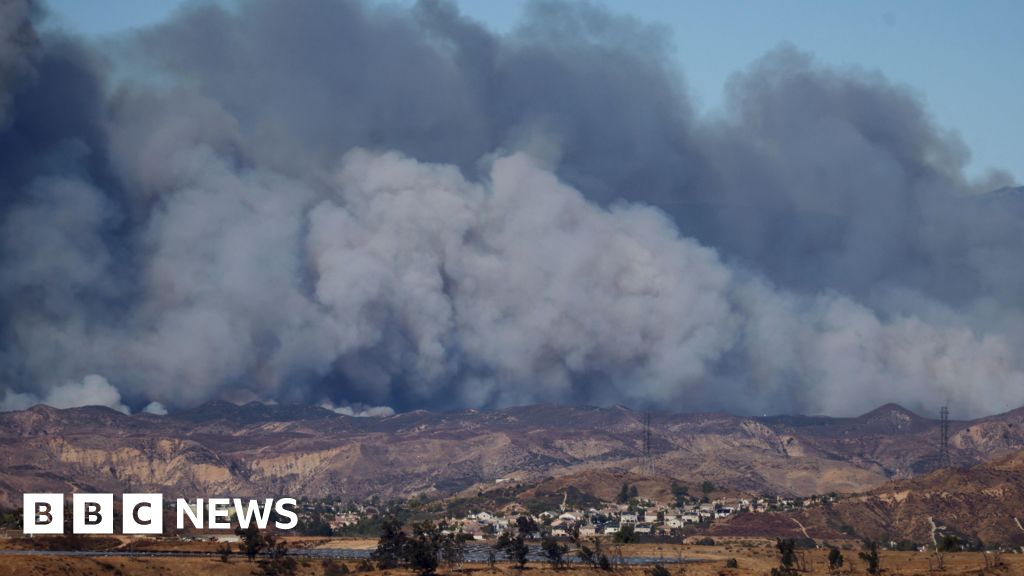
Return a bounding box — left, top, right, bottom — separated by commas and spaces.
46, 0, 1022, 182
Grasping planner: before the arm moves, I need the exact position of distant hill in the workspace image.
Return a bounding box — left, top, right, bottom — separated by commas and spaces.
709, 449, 1024, 547
2, 402, 1024, 512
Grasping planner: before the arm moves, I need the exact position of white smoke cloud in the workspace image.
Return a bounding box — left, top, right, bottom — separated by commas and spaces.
319, 400, 395, 418
143, 401, 168, 415
4, 147, 1022, 418
0, 374, 130, 414
3, 143, 1022, 418
0, 389, 36, 412
305, 151, 736, 407
731, 278, 1024, 415
304, 151, 1024, 416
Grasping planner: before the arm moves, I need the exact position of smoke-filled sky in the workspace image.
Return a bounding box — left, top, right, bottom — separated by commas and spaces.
1, 0, 1022, 418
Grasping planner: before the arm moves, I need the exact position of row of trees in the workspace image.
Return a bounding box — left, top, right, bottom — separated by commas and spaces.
491, 521, 619, 572
772, 538, 881, 576
372, 517, 898, 576
620, 480, 717, 506
372, 516, 470, 575
374, 513, 618, 575
216, 526, 296, 576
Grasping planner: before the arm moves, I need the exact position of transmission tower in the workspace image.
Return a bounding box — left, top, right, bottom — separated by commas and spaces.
642, 412, 654, 476
938, 405, 950, 469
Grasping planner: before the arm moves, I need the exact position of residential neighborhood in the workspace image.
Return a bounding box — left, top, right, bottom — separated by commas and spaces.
317, 487, 842, 541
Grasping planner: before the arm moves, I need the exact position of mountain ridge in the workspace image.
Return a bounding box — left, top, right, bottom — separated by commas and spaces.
2, 401, 1022, 510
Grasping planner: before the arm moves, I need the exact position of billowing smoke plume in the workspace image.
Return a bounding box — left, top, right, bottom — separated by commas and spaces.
0, 0, 1021, 417
1, 374, 129, 414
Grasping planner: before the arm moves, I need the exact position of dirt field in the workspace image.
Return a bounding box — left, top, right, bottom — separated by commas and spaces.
0, 539, 1022, 575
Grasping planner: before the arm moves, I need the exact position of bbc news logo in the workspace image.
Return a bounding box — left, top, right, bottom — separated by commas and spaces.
23, 493, 298, 535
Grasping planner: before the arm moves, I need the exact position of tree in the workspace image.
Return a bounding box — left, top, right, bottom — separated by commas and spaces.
515, 515, 539, 536
859, 541, 881, 576
371, 515, 408, 569
0, 508, 23, 530
671, 481, 689, 507
628, 485, 639, 499
701, 480, 715, 495
938, 534, 960, 552
568, 522, 581, 543
777, 538, 796, 568
617, 483, 630, 504
218, 542, 232, 562
827, 547, 844, 573
614, 524, 637, 544
295, 510, 334, 536
771, 538, 798, 576
322, 559, 350, 576
486, 549, 497, 571
254, 555, 297, 576
405, 521, 442, 576
577, 535, 607, 569
236, 525, 265, 561
441, 531, 467, 569
541, 535, 569, 569
648, 564, 671, 576
253, 533, 295, 576
264, 532, 288, 559
496, 529, 529, 568
577, 542, 595, 568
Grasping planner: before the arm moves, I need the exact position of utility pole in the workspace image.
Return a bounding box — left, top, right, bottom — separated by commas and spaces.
642, 412, 654, 476
938, 405, 950, 469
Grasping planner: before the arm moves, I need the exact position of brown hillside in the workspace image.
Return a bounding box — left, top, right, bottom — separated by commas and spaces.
2, 402, 1023, 512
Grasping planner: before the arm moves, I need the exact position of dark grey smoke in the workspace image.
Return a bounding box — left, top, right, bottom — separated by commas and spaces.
0, 0, 1021, 418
